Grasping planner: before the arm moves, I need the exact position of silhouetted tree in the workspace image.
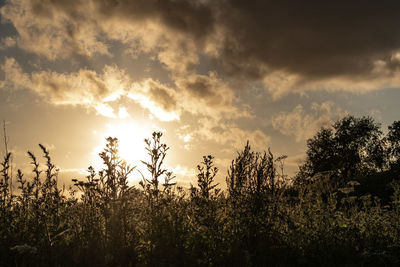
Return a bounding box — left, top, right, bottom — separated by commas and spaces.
297, 115, 384, 186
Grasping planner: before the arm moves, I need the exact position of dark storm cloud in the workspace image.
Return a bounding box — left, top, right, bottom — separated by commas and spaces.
5, 0, 400, 84
215, 0, 400, 79
36, 0, 400, 79
30, 0, 216, 41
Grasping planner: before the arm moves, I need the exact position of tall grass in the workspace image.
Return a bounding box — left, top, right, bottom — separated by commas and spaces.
0, 131, 399, 266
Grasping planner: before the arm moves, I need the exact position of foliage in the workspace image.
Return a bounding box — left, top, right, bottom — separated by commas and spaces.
388, 121, 400, 167
0, 117, 400, 266
298, 116, 384, 184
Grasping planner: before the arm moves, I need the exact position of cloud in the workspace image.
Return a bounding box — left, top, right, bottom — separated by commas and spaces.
1, 0, 110, 59
0, 58, 250, 122
127, 79, 181, 121
118, 107, 131, 119
175, 72, 252, 119
272, 101, 346, 142
211, 1, 400, 78
129, 72, 252, 121
94, 103, 117, 118
262, 68, 400, 100
4, 0, 400, 98
192, 117, 271, 151
0, 0, 207, 71
0, 37, 16, 49
0, 58, 177, 120
0, 57, 31, 90
0, 58, 130, 117
32, 66, 127, 106
177, 126, 193, 150
0, 58, 151, 118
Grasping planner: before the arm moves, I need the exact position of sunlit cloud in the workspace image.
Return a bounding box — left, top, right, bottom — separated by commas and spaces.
0, 58, 128, 114
262, 68, 400, 100
272, 101, 347, 142
175, 72, 253, 120
118, 107, 131, 119
188, 117, 271, 151
0, 58, 253, 127
94, 103, 116, 118
127, 79, 181, 121
1, 0, 110, 59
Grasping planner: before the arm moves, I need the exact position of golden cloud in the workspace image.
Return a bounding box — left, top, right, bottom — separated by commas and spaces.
0, 58, 251, 123
272, 101, 347, 142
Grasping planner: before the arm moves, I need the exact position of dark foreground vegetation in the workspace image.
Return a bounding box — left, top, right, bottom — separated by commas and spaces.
1, 115, 400, 266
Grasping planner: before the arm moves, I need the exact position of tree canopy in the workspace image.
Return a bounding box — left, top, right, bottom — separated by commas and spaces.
297, 115, 400, 201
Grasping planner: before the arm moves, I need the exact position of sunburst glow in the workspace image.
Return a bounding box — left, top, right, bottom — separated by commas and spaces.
92, 120, 152, 182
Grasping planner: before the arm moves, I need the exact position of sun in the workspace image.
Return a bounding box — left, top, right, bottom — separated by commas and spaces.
110, 124, 148, 164
92, 120, 154, 182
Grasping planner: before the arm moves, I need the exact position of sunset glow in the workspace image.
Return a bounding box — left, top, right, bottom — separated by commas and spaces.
2, 1, 400, 265
92, 121, 152, 182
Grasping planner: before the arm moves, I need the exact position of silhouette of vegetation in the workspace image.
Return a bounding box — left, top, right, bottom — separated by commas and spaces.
0, 115, 400, 266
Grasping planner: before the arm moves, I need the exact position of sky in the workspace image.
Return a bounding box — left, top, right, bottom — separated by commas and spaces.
1, 0, 400, 188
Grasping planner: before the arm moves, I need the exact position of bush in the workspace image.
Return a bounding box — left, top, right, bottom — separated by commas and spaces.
0, 118, 399, 266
